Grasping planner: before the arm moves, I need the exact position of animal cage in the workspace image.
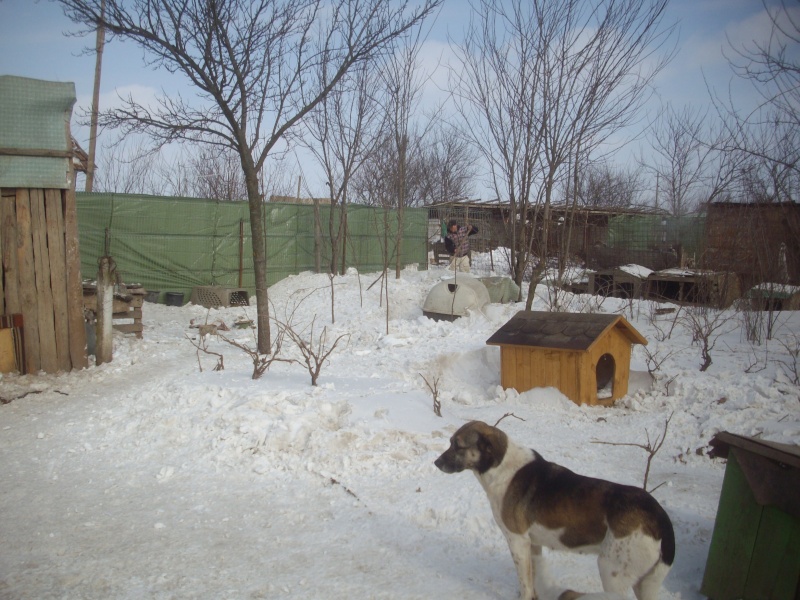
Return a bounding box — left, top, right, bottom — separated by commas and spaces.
190, 286, 250, 309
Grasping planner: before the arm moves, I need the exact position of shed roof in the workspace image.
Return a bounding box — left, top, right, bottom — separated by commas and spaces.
0, 75, 76, 189
486, 310, 647, 351
709, 431, 800, 468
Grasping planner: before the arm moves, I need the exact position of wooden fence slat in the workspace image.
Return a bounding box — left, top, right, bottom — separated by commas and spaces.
30, 189, 58, 373
0, 190, 9, 314
64, 185, 88, 370
1, 190, 20, 315
45, 189, 71, 371
14, 189, 40, 373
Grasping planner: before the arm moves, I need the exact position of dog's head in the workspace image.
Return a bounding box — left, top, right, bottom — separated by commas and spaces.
434, 421, 508, 475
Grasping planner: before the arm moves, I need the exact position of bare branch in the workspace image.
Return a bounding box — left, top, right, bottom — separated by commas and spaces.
494, 412, 525, 427
592, 412, 673, 491
419, 373, 442, 417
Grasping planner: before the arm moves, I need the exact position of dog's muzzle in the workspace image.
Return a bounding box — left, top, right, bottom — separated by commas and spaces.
434, 451, 460, 473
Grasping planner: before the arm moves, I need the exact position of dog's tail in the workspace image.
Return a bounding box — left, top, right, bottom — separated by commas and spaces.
658, 507, 676, 566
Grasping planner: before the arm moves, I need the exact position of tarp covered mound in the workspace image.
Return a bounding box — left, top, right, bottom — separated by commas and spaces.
0, 75, 76, 189
422, 273, 491, 321
479, 276, 520, 304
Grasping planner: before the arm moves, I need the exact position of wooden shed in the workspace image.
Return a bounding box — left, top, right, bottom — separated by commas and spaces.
704, 201, 800, 292
702, 432, 800, 600
591, 264, 653, 300
0, 76, 88, 374
645, 268, 741, 308
486, 311, 647, 406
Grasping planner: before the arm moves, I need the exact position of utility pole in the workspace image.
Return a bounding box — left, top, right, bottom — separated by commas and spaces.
85, 0, 105, 192
655, 172, 659, 210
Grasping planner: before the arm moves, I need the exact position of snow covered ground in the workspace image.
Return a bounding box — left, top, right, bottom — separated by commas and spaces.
1, 257, 798, 599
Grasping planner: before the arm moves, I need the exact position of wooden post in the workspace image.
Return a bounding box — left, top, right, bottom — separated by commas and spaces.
314, 196, 321, 274
64, 176, 89, 370
238, 219, 244, 288
96, 256, 114, 365
85, 0, 105, 192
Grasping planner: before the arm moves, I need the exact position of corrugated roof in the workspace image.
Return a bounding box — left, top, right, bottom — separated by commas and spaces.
0, 75, 76, 189
486, 310, 647, 351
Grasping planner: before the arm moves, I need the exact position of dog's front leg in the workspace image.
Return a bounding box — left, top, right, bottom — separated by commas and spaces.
504, 533, 540, 600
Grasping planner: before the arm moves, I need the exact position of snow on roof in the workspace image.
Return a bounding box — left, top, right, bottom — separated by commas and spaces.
748, 283, 800, 297
617, 264, 653, 279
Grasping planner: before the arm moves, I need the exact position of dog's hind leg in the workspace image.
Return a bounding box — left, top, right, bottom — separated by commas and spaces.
597, 554, 638, 596
632, 561, 670, 600
597, 540, 640, 596
599, 530, 665, 597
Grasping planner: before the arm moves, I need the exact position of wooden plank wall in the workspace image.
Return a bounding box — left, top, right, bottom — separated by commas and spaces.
0, 187, 87, 374
501, 346, 582, 402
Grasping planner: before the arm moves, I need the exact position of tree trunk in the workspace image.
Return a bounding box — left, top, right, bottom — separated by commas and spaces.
243, 161, 271, 354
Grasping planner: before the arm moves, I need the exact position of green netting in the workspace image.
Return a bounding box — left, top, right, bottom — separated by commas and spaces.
0, 76, 76, 189
76, 193, 428, 300
606, 214, 705, 256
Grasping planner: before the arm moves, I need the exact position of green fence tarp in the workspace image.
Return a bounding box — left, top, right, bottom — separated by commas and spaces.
76, 193, 429, 301
0, 76, 76, 189
606, 213, 705, 256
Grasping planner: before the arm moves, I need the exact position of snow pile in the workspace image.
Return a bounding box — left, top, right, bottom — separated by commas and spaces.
1, 263, 798, 599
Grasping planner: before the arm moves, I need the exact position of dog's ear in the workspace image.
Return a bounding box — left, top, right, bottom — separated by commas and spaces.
475, 424, 508, 471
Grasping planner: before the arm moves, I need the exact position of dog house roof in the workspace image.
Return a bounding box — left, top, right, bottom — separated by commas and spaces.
486, 310, 647, 351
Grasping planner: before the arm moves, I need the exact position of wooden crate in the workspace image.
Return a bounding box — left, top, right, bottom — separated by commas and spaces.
83, 284, 146, 339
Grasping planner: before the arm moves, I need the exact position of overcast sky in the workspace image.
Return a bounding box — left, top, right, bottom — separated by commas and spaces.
0, 0, 789, 198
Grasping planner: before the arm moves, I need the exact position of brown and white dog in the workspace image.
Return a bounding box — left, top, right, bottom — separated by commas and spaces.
434, 421, 675, 600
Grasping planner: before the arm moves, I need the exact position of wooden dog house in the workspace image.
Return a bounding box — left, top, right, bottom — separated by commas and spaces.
486, 311, 647, 406
702, 432, 800, 600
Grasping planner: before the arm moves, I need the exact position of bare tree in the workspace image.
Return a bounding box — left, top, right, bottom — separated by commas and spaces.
451, 0, 674, 297
188, 147, 249, 201
352, 121, 473, 208
726, 0, 800, 144
710, 1, 800, 213
219, 328, 292, 380
378, 29, 430, 279
280, 316, 350, 386
93, 138, 159, 194
416, 122, 478, 205
643, 106, 721, 216
681, 305, 738, 372
525, 0, 673, 309
58, 0, 442, 354
450, 0, 545, 288
301, 61, 383, 277
576, 162, 642, 208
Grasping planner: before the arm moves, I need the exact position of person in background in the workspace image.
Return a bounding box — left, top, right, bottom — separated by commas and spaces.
445, 219, 478, 272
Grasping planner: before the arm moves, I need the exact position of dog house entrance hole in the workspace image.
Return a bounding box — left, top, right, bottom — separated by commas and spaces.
596, 353, 615, 399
